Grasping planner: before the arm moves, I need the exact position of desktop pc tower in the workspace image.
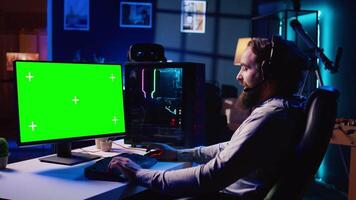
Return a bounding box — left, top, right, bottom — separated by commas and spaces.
123, 62, 205, 148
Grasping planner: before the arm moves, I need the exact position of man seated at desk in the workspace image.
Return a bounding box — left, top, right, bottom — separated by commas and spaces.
109, 37, 307, 199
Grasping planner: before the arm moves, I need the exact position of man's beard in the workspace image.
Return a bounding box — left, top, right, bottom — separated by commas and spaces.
237, 84, 262, 110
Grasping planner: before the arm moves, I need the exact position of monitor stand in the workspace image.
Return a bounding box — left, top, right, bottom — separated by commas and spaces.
39, 142, 101, 165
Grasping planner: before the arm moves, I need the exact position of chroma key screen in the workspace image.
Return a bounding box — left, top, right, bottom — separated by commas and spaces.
14, 61, 126, 144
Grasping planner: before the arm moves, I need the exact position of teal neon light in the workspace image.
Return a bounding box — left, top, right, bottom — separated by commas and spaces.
316, 11, 321, 87
151, 69, 157, 98
315, 5, 335, 182
317, 11, 321, 48
318, 5, 334, 86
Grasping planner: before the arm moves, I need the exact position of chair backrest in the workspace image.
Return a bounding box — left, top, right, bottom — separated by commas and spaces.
265, 86, 339, 200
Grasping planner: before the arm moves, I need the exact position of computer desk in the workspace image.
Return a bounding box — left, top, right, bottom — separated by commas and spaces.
330, 123, 356, 200
0, 139, 190, 200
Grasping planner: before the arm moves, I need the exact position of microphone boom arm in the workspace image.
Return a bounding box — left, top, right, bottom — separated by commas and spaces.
290, 19, 342, 74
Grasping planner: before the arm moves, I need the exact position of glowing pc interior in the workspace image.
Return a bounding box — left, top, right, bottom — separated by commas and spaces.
124, 62, 205, 147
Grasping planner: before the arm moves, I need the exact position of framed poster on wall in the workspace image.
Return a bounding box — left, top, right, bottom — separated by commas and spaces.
64, 0, 90, 31
181, 0, 206, 33
120, 2, 152, 28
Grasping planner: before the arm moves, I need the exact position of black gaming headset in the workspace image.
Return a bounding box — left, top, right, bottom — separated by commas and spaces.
260, 35, 308, 81
260, 35, 280, 81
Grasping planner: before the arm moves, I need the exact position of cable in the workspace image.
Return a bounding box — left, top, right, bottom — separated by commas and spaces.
80, 148, 101, 153
297, 70, 310, 96
112, 141, 147, 152
79, 141, 148, 153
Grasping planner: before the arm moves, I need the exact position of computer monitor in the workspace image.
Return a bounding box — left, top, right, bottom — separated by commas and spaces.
14, 61, 126, 165
124, 62, 205, 147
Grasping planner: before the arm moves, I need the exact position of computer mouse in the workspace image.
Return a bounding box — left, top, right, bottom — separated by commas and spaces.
144, 149, 163, 157
109, 167, 127, 182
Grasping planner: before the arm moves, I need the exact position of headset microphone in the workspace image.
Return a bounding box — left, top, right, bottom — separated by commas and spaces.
243, 87, 254, 92
243, 79, 264, 93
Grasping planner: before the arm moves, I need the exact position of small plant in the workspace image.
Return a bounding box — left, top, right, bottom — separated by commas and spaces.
0, 137, 9, 157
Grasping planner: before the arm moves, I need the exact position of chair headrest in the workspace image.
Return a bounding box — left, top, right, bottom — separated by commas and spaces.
128, 43, 166, 62
305, 86, 339, 112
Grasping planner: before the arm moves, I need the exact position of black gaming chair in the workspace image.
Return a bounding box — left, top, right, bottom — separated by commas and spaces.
265, 86, 339, 200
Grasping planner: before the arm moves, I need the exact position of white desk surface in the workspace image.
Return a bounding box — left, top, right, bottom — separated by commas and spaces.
0, 140, 189, 200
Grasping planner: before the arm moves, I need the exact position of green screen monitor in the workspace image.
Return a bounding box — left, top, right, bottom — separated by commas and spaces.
14, 61, 126, 165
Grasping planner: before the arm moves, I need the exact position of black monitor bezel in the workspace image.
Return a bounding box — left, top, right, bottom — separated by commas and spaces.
13, 60, 126, 147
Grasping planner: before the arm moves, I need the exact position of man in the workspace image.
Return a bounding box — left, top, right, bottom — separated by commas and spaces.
109, 37, 307, 199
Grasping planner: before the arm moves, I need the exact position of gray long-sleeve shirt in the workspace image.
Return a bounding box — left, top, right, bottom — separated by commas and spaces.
136, 97, 304, 198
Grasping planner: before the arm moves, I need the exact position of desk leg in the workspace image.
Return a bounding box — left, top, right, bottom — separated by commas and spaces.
350, 147, 356, 200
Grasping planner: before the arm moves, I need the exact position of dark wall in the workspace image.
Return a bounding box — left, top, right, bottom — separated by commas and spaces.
0, 0, 46, 13
51, 0, 155, 63
154, 0, 253, 87
0, 1, 46, 138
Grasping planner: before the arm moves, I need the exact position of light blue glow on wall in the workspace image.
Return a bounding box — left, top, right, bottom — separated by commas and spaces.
285, 8, 338, 86
315, 4, 335, 182
286, 12, 317, 41
317, 5, 334, 86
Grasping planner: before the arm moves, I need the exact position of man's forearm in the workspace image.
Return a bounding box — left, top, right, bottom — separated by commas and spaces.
177, 142, 228, 163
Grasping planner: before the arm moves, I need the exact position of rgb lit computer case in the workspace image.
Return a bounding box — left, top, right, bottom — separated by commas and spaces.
124, 62, 205, 147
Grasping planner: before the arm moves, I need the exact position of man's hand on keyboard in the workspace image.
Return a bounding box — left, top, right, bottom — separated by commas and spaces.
108, 156, 141, 182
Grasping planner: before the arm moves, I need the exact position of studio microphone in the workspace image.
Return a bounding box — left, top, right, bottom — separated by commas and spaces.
290, 19, 334, 71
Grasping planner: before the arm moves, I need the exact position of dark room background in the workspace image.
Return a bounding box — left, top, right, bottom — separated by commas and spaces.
1, 0, 356, 195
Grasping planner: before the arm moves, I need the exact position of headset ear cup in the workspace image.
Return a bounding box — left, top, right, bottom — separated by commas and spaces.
261, 60, 267, 81
261, 59, 273, 80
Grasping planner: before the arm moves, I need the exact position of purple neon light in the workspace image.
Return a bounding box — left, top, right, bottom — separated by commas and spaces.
141, 69, 147, 98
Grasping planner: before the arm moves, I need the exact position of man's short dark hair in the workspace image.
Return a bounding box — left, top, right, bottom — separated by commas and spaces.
247, 37, 307, 97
